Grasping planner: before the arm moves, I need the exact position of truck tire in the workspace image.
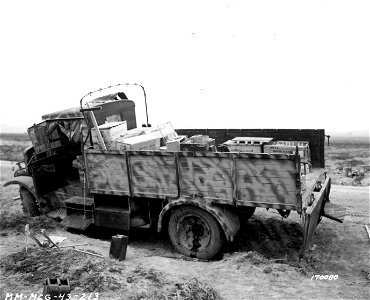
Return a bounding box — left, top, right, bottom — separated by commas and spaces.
168, 206, 224, 260
19, 187, 40, 217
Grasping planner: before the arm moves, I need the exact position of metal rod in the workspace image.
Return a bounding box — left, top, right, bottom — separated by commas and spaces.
86, 102, 106, 150
41, 229, 60, 250
79, 83, 150, 127
59, 243, 90, 248
72, 248, 104, 258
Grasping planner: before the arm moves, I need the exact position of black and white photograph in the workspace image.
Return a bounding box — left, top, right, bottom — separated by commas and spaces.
0, 1, 369, 299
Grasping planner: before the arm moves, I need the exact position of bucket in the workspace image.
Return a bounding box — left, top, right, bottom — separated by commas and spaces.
109, 234, 128, 261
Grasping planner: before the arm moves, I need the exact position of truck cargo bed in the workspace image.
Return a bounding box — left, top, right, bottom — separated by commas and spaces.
84, 149, 304, 212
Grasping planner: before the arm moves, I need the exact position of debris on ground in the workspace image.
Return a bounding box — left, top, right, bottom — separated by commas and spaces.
169, 278, 221, 300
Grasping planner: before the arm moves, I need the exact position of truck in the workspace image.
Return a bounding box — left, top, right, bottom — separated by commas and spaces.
4, 84, 345, 259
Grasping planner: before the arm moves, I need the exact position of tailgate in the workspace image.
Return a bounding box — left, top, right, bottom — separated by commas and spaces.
300, 175, 346, 257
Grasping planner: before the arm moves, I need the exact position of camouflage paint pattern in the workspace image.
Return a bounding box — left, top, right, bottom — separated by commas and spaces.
178, 152, 234, 202
234, 154, 298, 210
85, 150, 130, 196
84, 149, 301, 211
129, 152, 178, 198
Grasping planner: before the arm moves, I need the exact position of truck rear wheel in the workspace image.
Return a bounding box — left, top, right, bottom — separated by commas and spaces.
19, 187, 40, 217
168, 206, 224, 260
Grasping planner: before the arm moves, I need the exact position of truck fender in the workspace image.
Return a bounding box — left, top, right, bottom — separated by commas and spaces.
3, 176, 37, 199
157, 199, 240, 242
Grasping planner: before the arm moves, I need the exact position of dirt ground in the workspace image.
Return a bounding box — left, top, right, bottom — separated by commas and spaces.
0, 160, 369, 300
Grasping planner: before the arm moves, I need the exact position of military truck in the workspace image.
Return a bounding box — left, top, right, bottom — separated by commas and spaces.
4, 84, 345, 259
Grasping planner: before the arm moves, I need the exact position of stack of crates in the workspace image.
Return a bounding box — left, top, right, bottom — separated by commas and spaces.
222, 137, 273, 153
264, 141, 311, 163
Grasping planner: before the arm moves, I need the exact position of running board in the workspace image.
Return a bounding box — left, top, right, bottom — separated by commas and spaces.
61, 214, 93, 230
46, 208, 67, 220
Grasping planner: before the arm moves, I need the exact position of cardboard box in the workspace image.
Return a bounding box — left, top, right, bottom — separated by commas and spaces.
91, 121, 127, 145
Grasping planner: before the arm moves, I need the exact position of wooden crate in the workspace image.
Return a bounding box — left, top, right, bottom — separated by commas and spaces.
264, 141, 310, 162
109, 132, 161, 151
223, 137, 273, 153
91, 121, 127, 145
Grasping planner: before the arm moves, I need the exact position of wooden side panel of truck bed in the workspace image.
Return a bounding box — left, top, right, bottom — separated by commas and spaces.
86, 152, 130, 196
129, 152, 178, 198
85, 149, 301, 211
178, 152, 234, 202
234, 154, 298, 210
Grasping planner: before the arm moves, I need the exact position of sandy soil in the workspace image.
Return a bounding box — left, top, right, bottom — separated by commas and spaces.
0, 160, 369, 300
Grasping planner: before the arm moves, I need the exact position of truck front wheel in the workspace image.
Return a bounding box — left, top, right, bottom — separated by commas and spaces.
19, 187, 40, 217
168, 206, 224, 260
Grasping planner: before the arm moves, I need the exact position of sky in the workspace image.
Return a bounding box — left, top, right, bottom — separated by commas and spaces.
0, 0, 369, 136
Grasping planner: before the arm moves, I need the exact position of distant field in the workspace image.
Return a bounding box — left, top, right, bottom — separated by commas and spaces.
325, 137, 369, 186
0, 133, 31, 161
1, 133, 369, 185
0, 133, 30, 142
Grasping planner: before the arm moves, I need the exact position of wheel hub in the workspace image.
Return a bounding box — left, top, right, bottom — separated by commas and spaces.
177, 214, 211, 252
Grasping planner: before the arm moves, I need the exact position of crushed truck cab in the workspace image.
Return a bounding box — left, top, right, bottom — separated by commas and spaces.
4, 84, 345, 260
